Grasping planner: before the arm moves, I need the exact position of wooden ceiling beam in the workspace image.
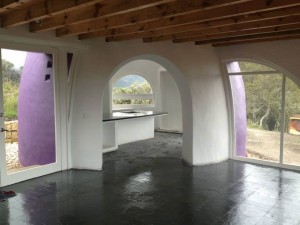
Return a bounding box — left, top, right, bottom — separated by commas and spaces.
194, 28, 300, 45
211, 35, 300, 46
57, 0, 253, 37
1, 0, 104, 28
106, 16, 300, 43
175, 23, 300, 43
30, 0, 175, 32
0, 0, 30, 14
106, 21, 300, 42
75, 0, 300, 39
171, 16, 300, 43
80, 6, 300, 40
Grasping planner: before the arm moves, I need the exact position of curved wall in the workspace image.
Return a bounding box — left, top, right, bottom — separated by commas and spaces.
18, 52, 56, 166
70, 41, 230, 169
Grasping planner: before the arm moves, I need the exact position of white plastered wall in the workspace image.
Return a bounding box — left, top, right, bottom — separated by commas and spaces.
71, 40, 230, 168
0, 26, 231, 171
160, 70, 183, 132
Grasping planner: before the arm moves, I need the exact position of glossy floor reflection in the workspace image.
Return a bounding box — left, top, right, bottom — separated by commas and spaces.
1, 132, 300, 225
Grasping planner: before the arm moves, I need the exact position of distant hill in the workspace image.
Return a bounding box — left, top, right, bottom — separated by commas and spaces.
114, 75, 147, 88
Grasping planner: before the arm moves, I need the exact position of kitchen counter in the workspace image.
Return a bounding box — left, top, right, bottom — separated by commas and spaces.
102, 110, 168, 153
103, 110, 168, 122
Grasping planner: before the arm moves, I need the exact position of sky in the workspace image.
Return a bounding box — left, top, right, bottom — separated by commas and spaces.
114, 75, 147, 88
1, 49, 27, 69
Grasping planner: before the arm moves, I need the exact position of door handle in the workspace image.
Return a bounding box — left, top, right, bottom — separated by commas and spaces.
1, 128, 9, 132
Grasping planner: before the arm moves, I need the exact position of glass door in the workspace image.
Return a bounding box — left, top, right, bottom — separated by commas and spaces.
283, 77, 300, 166
228, 61, 283, 163
228, 60, 300, 170
0, 48, 62, 186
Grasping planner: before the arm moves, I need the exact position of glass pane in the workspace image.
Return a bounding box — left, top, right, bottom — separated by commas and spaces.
112, 75, 154, 106
2, 49, 56, 174
227, 61, 276, 73
239, 61, 276, 72
283, 77, 300, 166
230, 61, 283, 162
245, 74, 283, 162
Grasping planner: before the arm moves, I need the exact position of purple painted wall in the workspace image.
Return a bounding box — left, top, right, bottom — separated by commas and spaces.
18, 53, 56, 166
228, 62, 247, 157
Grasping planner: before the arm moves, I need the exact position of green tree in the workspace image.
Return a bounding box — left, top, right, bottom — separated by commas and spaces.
112, 81, 153, 105
1, 59, 22, 120
240, 61, 300, 132
2, 59, 22, 85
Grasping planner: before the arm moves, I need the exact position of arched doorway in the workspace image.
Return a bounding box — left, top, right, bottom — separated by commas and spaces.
101, 55, 193, 164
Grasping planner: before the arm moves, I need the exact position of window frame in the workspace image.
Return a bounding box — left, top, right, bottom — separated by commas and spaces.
224, 59, 300, 171
111, 74, 155, 109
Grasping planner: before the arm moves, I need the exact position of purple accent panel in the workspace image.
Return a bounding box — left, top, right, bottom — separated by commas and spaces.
228, 62, 247, 157
18, 53, 56, 166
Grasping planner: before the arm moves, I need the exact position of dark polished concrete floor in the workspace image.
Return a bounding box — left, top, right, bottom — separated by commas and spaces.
1, 132, 300, 225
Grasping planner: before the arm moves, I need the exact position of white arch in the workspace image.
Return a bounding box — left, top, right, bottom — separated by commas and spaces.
102, 54, 194, 164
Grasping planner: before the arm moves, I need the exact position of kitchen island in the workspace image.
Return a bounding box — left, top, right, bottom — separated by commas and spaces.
102, 111, 167, 153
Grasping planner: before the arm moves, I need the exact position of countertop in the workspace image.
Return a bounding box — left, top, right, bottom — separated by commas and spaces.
103, 110, 168, 122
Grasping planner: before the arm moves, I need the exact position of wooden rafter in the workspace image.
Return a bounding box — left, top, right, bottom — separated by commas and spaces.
1, 0, 105, 27
101, 0, 300, 42
172, 16, 300, 43
0, 0, 30, 14
74, 0, 300, 40
106, 15, 300, 42
195, 29, 300, 45
30, 0, 175, 32
0, 0, 300, 46
56, 0, 253, 37
79, 6, 300, 40
212, 35, 300, 46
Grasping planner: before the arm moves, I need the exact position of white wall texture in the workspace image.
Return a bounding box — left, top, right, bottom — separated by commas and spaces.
72, 40, 229, 168
117, 117, 155, 145
160, 71, 183, 132
0, 26, 299, 182
0, 26, 240, 173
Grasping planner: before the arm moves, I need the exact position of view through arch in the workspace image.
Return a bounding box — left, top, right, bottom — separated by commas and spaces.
112, 75, 154, 110
102, 59, 184, 163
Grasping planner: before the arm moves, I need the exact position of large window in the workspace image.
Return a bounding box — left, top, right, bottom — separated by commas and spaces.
112, 75, 154, 109
227, 61, 300, 167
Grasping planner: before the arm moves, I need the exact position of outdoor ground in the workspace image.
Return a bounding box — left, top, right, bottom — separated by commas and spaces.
246, 128, 300, 165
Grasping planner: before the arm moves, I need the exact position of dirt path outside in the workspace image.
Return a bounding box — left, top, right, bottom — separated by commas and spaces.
246, 128, 300, 165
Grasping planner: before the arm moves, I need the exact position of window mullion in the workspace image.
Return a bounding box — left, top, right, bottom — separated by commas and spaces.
280, 75, 286, 164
